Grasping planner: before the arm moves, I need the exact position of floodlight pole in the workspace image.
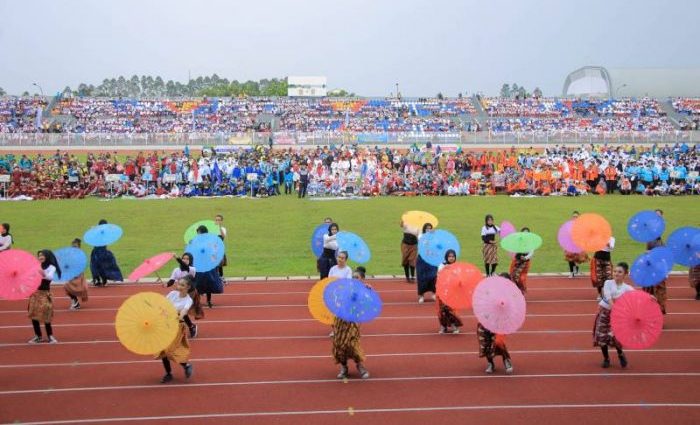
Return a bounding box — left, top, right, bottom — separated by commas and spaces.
32, 83, 44, 96
615, 84, 627, 98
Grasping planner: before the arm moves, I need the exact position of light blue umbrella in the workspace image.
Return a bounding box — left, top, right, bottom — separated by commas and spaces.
667, 227, 700, 267
54, 247, 87, 282
323, 278, 382, 323
83, 224, 123, 247
311, 223, 329, 257
627, 210, 665, 243
418, 229, 461, 267
185, 234, 225, 273
336, 231, 371, 264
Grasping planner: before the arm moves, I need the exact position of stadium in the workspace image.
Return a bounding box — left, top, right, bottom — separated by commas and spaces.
1, 1, 699, 424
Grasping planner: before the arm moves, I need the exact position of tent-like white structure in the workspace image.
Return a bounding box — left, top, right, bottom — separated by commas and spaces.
562, 66, 612, 98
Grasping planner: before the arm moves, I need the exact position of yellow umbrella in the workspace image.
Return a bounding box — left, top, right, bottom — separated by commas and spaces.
308, 277, 337, 325
115, 292, 179, 355
402, 210, 439, 234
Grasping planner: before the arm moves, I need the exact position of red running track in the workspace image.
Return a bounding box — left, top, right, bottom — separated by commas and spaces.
1, 276, 699, 425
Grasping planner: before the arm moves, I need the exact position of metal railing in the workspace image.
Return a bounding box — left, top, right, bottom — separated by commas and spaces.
0, 130, 697, 147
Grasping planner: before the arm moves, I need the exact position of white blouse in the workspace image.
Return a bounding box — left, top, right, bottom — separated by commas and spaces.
328, 265, 353, 279
43, 265, 56, 281
323, 233, 338, 250
169, 266, 196, 281
599, 279, 634, 309
0, 234, 11, 251
480, 225, 501, 237
167, 290, 193, 315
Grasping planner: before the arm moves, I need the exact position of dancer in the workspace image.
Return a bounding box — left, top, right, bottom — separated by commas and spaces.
399, 219, 418, 282
319, 223, 339, 279
193, 225, 223, 308
416, 223, 437, 303
564, 211, 588, 278
157, 276, 194, 383
315, 217, 333, 274
28, 250, 62, 343
642, 209, 667, 313
690, 265, 700, 301
165, 253, 201, 338
593, 262, 633, 368
214, 214, 227, 284
332, 266, 371, 380
481, 214, 500, 276
328, 251, 353, 279
0, 222, 12, 252
509, 227, 533, 294
65, 238, 88, 310
591, 235, 615, 296
477, 273, 515, 374
89, 219, 123, 286
436, 249, 463, 334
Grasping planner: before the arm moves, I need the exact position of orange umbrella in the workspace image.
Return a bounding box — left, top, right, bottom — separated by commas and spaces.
307, 277, 337, 325
571, 213, 612, 252
436, 262, 483, 310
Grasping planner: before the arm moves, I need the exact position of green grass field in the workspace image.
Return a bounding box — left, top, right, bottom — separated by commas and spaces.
0, 195, 695, 278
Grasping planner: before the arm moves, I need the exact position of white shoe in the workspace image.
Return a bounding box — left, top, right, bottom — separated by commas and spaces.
451, 327, 460, 334
418, 296, 424, 304
485, 362, 494, 374
28, 336, 42, 344
48, 336, 58, 344
439, 326, 447, 334
430, 293, 436, 301
569, 273, 574, 279
504, 359, 513, 374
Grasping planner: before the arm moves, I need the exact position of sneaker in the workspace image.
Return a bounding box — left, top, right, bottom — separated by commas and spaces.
569, 273, 574, 279
485, 362, 494, 374
418, 296, 424, 304
337, 365, 348, 379
575, 266, 580, 275
207, 301, 213, 309
28, 336, 42, 344
430, 293, 436, 301
73, 303, 81, 310
160, 373, 173, 383
439, 326, 447, 334
48, 336, 58, 344
189, 325, 198, 339
504, 359, 513, 374
619, 355, 628, 368
451, 326, 460, 334
601, 358, 610, 368
329, 331, 335, 338
184, 364, 193, 378
357, 364, 370, 379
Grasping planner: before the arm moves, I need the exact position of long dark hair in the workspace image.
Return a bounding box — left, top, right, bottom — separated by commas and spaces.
196, 225, 209, 234
98, 219, 108, 225
38, 249, 62, 279
328, 223, 339, 236
443, 249, 457, 264
421, 222, 433, 234
1, 223, 10, 236
484, 214, 495, 227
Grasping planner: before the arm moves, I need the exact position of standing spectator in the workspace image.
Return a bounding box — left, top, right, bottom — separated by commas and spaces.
298, 164, 309, 198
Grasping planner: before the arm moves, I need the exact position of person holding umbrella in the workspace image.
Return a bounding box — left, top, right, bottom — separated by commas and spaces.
593, 262, 633, 368
690, 265, 700, 301
416, 223, 438, 303
157, 276, 194, 383
437, 249, 463, 334
28, 250, 62, 343
509, 227, 534, 294
64, 238, 88, 310
477, 273, 515, 374
192, 226, 223, 309
319, 223, 339, 279
481, 214, 500, 277
164, 253, 201, 338
331, 267, 371, 380
591, 236, 616, 296
399, 219, 418, 283
0, 222, 12, 252
89, 219, 123, 287
564, 211, 588, 278
642, 209, 667, 314
214, 214, 227, 285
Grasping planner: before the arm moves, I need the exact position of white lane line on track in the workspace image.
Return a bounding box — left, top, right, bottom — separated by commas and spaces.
1, 298, 696, 314
3, 312, 700, 329
2, 372, 700, 396
3, 348, 700, 369
12, 403, 700, 424
2, 328, 700, 348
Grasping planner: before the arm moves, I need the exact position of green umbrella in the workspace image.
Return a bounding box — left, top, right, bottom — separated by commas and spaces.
183, 220, 219, 244
500, 232, 543, 253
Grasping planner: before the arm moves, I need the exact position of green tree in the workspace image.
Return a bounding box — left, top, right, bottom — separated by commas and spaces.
0, 87, 6, 96
533, 87, 543, 98
500, 84, 510, 98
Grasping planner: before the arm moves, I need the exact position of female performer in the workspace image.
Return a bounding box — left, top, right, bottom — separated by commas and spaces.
477, 274, 514, 374
564, 211, 588, 278
400, 220, 418, 282
165, 253, 201, 338
481, 214, 500, 276
436, 249, 463, 334
65, 238, 88, 310
157, 276, 195, 383
332, 266, 371, 380
509, 227, 533, 294
593, 262, 633, 368
28, 250, 62, 343
89, 219, 123, 286
0, 222, 12, 252
591, 236, 615, 296
319, 223, 339, 279
328, 251, 353, 279
416, 223, 437, 303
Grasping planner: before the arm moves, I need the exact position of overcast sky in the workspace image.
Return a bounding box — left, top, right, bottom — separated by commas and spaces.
1, 0, 698, 96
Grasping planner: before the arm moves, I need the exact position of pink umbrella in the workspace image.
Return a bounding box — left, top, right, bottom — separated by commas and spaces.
557, 220, 584, 253
472, 276, 526, 334
500, 221, 516, 238
0, 249, 43, 300
128, 252, 175, 282
611, 290, 663, 350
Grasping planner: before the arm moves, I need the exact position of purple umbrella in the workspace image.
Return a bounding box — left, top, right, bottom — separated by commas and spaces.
557, 220, 584, 253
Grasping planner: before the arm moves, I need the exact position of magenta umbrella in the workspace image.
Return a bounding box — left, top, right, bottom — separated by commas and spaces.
611, 290, 663, 349
500, 221, 516, 238
472, 276, 526, 334
0, 249, 43, 300
558, 220, 584, 253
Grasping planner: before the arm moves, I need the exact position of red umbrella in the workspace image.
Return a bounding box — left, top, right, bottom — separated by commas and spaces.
611, 290, 663, 350
128, 252, 175, 282
436, 262, 483, 310
472, 276, 526, 334
0, 249, 43, 300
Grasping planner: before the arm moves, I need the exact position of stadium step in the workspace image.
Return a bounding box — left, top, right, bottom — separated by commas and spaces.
658, 100, 690, 130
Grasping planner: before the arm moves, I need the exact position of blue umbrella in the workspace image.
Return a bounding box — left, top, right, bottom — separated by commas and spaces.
630, 251, 670, 287
627, 210, 665, 243
311, 223, 329, 257
83, 224, 123, 247
648, 246, 674, 273
418, 229, 461, 267
323, 278, 382, 323
185, 234, 225, 273
54, 247, 88, 282
667, 227, 700, 267
336, 231, 371, 264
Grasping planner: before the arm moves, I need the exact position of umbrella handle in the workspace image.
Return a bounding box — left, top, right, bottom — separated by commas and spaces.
154, 272, 163, 284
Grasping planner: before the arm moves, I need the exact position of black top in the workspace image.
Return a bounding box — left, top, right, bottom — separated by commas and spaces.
38, 279, 51, 291
402, 233, 418, 245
